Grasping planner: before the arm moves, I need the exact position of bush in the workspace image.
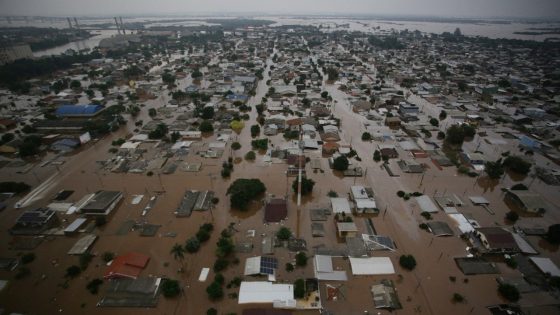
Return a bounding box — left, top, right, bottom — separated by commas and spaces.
505, 257, 518, 269
199, 120, 214, 133
231, 142, 241, 150
213, 258, 229, 272
498, 283, 520, 302
327, 190, 338, 197
196, 229, 211, 243
207, 308, 218, 315
250, 124, 260, 137
0, 181, 31, 194
503, 156, 531, 175
373, 150, 381, 162
276, 227, 292, 241
185, 237, 201, 253
295, 252, 308, 267
86, 278, 103, 294
419, 223, 429, 230
397, 190, 405, 198
161, 279, 181, 297
420, 212, 432, 220
506, 211, 519, 223
286, 263, 294, 272
399, 255, 417, 270
361, 132, 372, 141
251, 139, 268, 151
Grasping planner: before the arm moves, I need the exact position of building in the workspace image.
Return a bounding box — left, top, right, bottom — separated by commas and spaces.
461, 152, 486, 171
475, 227, 520, 254
350, 186, 378, 213
264, 198, 288, 223
104, 252, 150, 279
11, 208, 59, 235
504, 191, 548, 215
244, 256, 279, 277
385, 116, 401, 129
336, 222, 358, 238
80, 191, 123, 216
238, 281, 295, 305
371, 280, 402, 309
398, 102, 419, 116
0, 44, 33, 66
55, 104, 105, 118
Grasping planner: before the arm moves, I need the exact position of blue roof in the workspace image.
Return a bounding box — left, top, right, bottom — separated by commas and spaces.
55, 104, 104, 116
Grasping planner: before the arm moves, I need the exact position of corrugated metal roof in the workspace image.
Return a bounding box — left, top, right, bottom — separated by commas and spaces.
56, 104, 104, 116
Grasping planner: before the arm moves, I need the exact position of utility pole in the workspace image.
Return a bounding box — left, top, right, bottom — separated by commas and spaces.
296, 126, 303, 238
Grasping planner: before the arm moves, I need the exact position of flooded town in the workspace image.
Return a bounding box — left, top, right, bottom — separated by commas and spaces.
0, 2, 560, 315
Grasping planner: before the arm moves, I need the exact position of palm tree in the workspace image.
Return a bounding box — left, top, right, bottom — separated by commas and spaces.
170, 243, 185, 272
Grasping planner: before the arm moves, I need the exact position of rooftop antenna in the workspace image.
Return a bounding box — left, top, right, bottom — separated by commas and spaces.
119, 17, 125, 34
114, 17, 121, 35
67, 17, 73, 29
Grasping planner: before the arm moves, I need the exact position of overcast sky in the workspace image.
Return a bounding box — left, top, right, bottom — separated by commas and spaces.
1, 0, 559, 19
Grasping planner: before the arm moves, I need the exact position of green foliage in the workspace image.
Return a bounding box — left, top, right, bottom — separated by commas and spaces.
327, 190, 338, 197
498, 283, 520, 302
283, 130, 299, 140
102, 252, 114, 263
227, 178, 266, 210
361, 132, 372, 141
191, 69, 203, 79
207, 308, 218, 315
326, 67, 339, 81
250, 124, 260, 137
292, 177, 315, 195
506, 211, 519, 223
199, 120, 214, 133
86, 278, 103, 294
171, 243, 185, 262
286, 263, 294, 272
161, 72, 176, 85
485, 159, 505, 179
511, 183, 528, 190
505, 256, 518, 269
148, 123, 168, 139
66, 265, 81, 278
185, 237, 201, 253
439, 110, 447, 120
295, 252, 308, 267
452, 293, 464, 303
373, 150, 381, 162
0, 181, 31, 194
231, 142, 241, 150
161, 279, 181, 298
399, 255, 417, 270
251, 138, 268, 151
294, 279, 305, 299
19, 135, 42, 157
79, 252, 93, 270
215, 237, 234, 258
429, 118, 439, 127
397, 191, 405, 198
20, 253, 35, 264
244, 151, 256, 161
503, 156, 531, 175
276, 227, 292, 241
368, 35, 404, 49
201, 106, 215, 119
206, 281, 224, 300
148, 108, 157, 117
546, 224, 560, 244
332, 155, 349, 171
420, 212, 432, 220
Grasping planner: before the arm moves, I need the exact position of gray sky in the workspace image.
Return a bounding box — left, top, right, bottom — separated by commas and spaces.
1, 0, 559, 18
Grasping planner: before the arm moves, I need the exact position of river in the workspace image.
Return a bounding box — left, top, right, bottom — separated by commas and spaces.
32, 29, 120, 57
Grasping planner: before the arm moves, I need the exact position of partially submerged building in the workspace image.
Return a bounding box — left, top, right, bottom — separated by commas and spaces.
80, 191, 123, 216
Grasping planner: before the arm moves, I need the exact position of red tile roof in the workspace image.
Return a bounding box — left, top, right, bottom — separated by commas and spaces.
264, 199, 287, 223
104, 252, 150, 279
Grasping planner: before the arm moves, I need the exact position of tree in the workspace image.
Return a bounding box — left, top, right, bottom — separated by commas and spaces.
399, 255, 417, 270
231, 142, 241, 150
294, 279, 305, 299
503, 156, 531, 175
445, 125, 466, 146
244, 151, 256, 161
295, 252, 308, 267
86, 278, 103, 294
201, 106, 214, 119
452, 293, 464, 303
373, 150, 381, 162
206, 281, 224, 300
485, 159, 504, 179
429, 118, 439, 127
276, 227, 292, 241
161, 279, 181, 298
170, 243, 185, 267
148, 108, 157, 117
332, 155, 349, 171
148, 123, 168, 139
361, 132, 372, 141
162, 72, 175, 85
102, 252, 114, 263
250, 124, 260, 137
321, 91, 329, 99
439, 110, 448, 121
70, 80, 81, 89
66, 265, 81, 278
199, 120, 214, 133
506, 211, 519, 223
0, 181, 31, 194
207, 308, 218, 315
185, 237, 201, 253
326, 67, 339, 81
191, 69, 203, 79
293, 177, 315, 195
498, 283, 520, 302
227, 178, 266, 210
21, 253, 35, 264
251, 139, 268, 151
546, 224, 560, 244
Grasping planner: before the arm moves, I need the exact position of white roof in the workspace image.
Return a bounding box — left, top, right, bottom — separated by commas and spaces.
356, 198, 377, 209
351, 186, 368, 199
120, 141, 140, 150
171, 141, 193, 150
314, 255, 348, 281
415, 195, 439, 213
330, 198, 351, 214
238, 281, 294, 304
64, 218, 87, 233
209, 142, 226, 149
469, 196, 490, 205
198, 268, 210, 282
244, 257, 261, 275
67, 234, 97, 255
349, 257, 395, 275
129, 134, 149, 141
448, 213, 475, 234
529, 257, 560, 277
